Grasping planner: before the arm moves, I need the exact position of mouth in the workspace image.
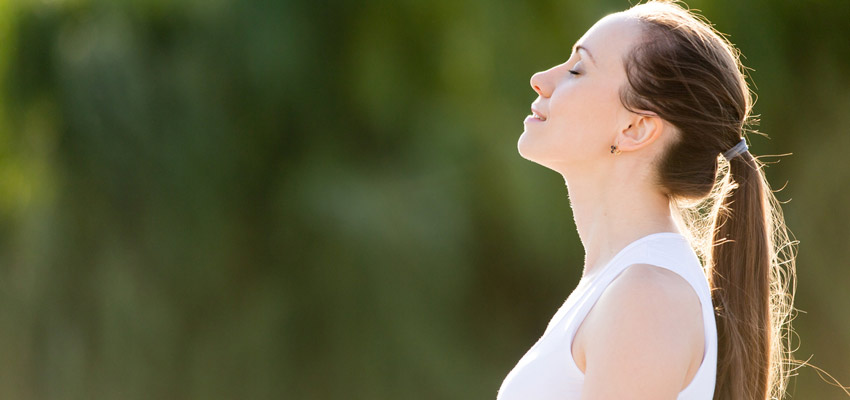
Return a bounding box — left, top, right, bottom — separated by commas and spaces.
531, 107, 547, 121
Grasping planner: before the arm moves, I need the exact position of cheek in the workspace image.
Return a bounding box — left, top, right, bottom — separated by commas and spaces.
550, 82, 621, 144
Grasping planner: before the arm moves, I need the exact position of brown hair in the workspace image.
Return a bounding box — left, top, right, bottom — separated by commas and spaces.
619, 1, 798, 399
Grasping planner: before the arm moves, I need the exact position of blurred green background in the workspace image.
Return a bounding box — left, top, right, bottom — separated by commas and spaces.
0, 0, 847, 398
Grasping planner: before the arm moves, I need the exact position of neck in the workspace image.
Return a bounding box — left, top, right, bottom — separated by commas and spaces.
562, 168, 680, 279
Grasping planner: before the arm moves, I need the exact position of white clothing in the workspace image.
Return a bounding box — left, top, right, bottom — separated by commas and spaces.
496, 232, 717, 399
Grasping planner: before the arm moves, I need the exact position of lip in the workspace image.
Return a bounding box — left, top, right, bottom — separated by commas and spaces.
524, 115, 544, 124
531, 106, 548, 121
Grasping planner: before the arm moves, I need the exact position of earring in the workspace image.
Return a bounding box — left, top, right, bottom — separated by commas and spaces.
611, 125, 630, 155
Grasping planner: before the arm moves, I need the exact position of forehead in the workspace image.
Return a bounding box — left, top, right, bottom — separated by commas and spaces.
574, 13, 644, 69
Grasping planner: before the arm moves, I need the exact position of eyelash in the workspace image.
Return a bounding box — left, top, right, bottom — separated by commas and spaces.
568, 69, 580, 76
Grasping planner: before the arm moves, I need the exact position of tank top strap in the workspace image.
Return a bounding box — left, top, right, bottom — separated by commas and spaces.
544, 233, 686, 335
559, 233, 712, 336
596, 233, 710, 302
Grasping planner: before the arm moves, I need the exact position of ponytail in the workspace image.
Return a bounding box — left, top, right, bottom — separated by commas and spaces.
707, 152, 796, 399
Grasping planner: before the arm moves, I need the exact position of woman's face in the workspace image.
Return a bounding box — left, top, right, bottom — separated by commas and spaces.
518, 13, 645, 172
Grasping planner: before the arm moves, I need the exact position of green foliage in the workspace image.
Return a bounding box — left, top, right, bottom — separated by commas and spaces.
0, 0, 847, 398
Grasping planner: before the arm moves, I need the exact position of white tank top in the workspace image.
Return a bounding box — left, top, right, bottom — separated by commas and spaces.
496, 232, 717, 399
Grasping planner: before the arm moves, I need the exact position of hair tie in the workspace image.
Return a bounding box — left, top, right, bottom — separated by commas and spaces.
722, 138, 748, 161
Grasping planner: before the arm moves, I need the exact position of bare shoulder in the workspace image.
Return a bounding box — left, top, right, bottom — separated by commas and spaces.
577, 264, 705, 399
613, 263, 702, 307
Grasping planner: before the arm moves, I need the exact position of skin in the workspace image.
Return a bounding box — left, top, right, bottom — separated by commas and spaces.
518, 12, 706, 398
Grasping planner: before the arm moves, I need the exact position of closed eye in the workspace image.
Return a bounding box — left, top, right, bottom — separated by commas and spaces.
569, 69, 580, 75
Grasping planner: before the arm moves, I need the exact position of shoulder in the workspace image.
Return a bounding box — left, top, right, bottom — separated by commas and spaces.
609, 263, 702, 310
579, 264, 704, 398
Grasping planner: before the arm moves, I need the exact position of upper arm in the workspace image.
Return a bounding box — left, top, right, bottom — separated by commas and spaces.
579, 264, 703, 400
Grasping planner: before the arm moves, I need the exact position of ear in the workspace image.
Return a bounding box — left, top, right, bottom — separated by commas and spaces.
615, 112, 664, 153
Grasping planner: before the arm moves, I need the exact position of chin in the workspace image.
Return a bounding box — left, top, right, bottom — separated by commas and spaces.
517, 130, 537, 161
517, 135, 529, 160
517, 131, 552, 164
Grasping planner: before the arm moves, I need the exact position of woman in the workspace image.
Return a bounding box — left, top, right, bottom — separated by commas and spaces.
497, 1, 797, 399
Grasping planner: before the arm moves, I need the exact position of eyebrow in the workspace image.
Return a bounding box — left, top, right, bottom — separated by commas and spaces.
573, 44, 596, 65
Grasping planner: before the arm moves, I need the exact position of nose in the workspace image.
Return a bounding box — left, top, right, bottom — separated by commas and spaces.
530, 70, 550, 98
